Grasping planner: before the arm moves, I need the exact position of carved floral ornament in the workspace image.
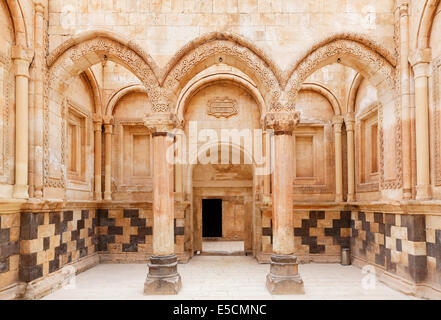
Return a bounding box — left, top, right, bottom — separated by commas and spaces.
263, 112, 301, 133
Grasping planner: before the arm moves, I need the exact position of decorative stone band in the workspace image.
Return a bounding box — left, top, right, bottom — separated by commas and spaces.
263, 111, 301, 133
144, 112, 179, 134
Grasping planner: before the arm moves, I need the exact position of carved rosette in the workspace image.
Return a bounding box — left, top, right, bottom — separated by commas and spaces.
264, 112, 301, 133
144, 112, 179, 134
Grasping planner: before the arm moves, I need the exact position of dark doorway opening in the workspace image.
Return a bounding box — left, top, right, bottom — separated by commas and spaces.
202, 199, 222, 238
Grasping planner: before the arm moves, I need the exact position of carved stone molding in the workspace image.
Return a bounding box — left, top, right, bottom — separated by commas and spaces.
264, 112, 301, 133
144, 112, 179, 133
163, 40, 281, 107
286, 39, 396, 103
432, 56, 441, 186
207, 97, 238, 118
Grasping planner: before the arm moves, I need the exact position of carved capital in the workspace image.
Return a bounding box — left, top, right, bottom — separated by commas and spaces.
398, 3, 408, 17
144, 112, 179, 134
333, 115, 344, 133
264, 112, 300, 133
12, 46, 33, 78
344, 112, 355, 131
410, 48, 432, 78
34, 0, 45, 14
103, 115, 114, 125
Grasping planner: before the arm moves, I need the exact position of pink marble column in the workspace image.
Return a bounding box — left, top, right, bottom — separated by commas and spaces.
144, 112, 181, 295
264, 111, 304, 295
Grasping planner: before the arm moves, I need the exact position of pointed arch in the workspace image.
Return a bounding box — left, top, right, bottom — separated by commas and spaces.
416, 0, 440, 50
105, 84, 147, 116
299, 82, 342, 115
285, 34, 396, 101
161, 32, 282, 109
83, 68, 103, 115
5, 0, 29, 48
347, 73, 364, 114
48, 31, 160, 107
175, 67, 266, 123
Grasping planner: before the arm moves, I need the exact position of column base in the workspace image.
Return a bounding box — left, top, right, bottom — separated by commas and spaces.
144, 255, 182, 295
266, 254, 304, 295
13, 184, 29, 199
416, 185, 431, 200
104, 192, 112, 201
347, 194, 355, 202
94, 192, 102, 200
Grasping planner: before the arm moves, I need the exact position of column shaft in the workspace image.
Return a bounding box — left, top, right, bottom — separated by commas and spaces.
346, 114, 355, 202
104, 123, 113, 201
272, 132, 294, 255
412, 56, 432, 200
152, 133, 175, 256
13, 55, 31, 199
94, 120, 102, 200
334, 117, 344, 202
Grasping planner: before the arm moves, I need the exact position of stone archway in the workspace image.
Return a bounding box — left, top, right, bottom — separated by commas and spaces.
191, 142, 256, 256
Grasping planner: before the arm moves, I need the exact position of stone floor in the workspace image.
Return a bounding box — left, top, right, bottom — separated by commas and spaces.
43, 256, 418, 300
202, 241, 245, 254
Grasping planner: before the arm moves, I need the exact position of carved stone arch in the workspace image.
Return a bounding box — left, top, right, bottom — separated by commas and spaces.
47, 31, 161, 107
285, 37, 396, 101
175, 68, 266, 123
347, 73, 364, 114
106, 84, 147, 116
162, 32, 282, 111
5, 0, 29, 48
285, 36, 401, 192
416, 0, 440, 50
45, 34, 160, 189
299, 82, 342, 115
83, 68, 103, 115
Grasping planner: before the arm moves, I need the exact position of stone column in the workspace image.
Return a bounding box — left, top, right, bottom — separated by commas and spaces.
399, 3, 413, 199
103, 116, 113, 201
333, 116, 344, 203
264, 112, 304, 295
345, 113, 355, 202
411, 49, 432, 200
33, 1, 45, 198
144, 112, 181, 295
93, 115, 102, 200
12, 46, 32, 199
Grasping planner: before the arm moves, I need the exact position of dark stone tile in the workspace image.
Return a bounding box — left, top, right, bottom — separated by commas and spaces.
71, 230, 79, 241
396, 239, 402, 252
122, 243, 138, 252
385, 214, 396, 225
63, 211, 73, 222
310, 211, 325, 220
79, 247, 88, 258
77, 219, 85, 230
358, 212, 366, 221
408, 255, 427, 283
19, 265, 43, 282
43, 237, 50, 251
379, 223, 385, 235
0, 228, 10, 243
130, 218, 146, 227
294, 227, 309, 237
436, 230, 441, 245
20, 253, 37, 268
374, 212, 383, 224
402, 215, 426, 242
81, 210, 89, 220
340, 211, 351, 228
309, 244, 325, 254
0, 257, 9, 273
49, 212, 60, 225
108, 226, 123, 235
0, 241, 19, 260
175, 227, 184, 236
124, 209, 139, 218
49, 258, 60, 274
426, 242, 438, 258
77, 238, 85, 250
324, 228, 339, 237
138, 226, 152, 236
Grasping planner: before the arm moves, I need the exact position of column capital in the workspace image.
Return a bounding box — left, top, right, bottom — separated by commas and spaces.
410, 48, 432, 77
34, 0, 45, 14
397, 2, 409, 17
344, 112, 356, 131
12, 46, 33, 78
103, 115, 114, 125
333, 115, 344, 125
263, 112, 300, 133
144, 112, 179, 134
